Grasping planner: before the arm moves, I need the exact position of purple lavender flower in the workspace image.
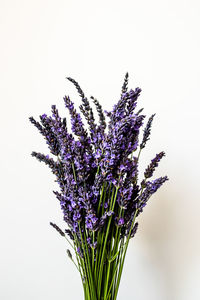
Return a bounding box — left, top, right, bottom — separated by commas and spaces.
137, 176, 168, 213
85, 213, 98, 230
65, 229, 74, 240
116, 217, 125, 227
91, 96, 106, 131
50, 222, 65, 237
130, 222, 138, 238
140, 114, 155, 149
121, 72, 129, 95
144, 151, 165, 179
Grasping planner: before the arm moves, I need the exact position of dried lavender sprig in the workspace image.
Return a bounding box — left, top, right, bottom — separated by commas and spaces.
121, 72, 129, 95
50, 222, 65, 236
137, 176, 169, 213
66, 77, 100, 143
66, 77, 85, 99
50, 222, 76, 251
66, 249, 72, 259
63, 95, 90, 144
31, 152, 57, 170
91, 96, 106, 130
29, 117, 45, 135
79, 103, 97, 141
30, 116, 61, 156
39, 114, 60, 156
140, 113, 156, 149
130, 222, 138, 238
136, 108, 144, 115
144, 151, 165, 179
31, 152, 66, 195
66, 249, 81, 273
66, 77, 96, 127
65, 229, 74, 240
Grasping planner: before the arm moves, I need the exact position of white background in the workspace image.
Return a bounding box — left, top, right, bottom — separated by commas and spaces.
0, 0, 200, 299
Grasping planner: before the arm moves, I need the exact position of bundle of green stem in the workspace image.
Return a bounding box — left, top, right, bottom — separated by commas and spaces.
68, 184, 139, 300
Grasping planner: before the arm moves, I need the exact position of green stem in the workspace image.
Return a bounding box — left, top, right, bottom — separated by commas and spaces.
64, 236, 75, 250
73, 234, 88, 298
137, 148, 142, 161
104, 260, 111, 298
92, 231, 95, 271
97, 182, 105, 216
77, 226, 91, 300
71, 162, 77, 182
106, 238, 124, 300
66, 250, 80, 272
113, 209, 138, 300
79, 223, 96, 300
97, 186, 119, 298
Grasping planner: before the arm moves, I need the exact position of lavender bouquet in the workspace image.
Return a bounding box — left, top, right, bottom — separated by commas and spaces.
30, 73, 168, 300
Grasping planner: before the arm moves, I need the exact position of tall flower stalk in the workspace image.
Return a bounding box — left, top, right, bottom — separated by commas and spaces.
30, 73, 168, 300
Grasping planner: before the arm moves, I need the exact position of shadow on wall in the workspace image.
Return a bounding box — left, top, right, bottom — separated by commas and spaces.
138, 184, 187, 300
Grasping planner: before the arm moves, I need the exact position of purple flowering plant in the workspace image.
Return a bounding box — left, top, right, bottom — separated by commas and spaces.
30, 73, 168, 300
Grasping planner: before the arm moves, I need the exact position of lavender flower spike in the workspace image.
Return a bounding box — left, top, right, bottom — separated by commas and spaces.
140, 113, 156, 149
121, 72, 129, 95
144, 151, 166, 178
50, 222, 65, 237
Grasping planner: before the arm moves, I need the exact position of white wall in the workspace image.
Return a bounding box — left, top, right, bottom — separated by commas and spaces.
0, 1, 200, 299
